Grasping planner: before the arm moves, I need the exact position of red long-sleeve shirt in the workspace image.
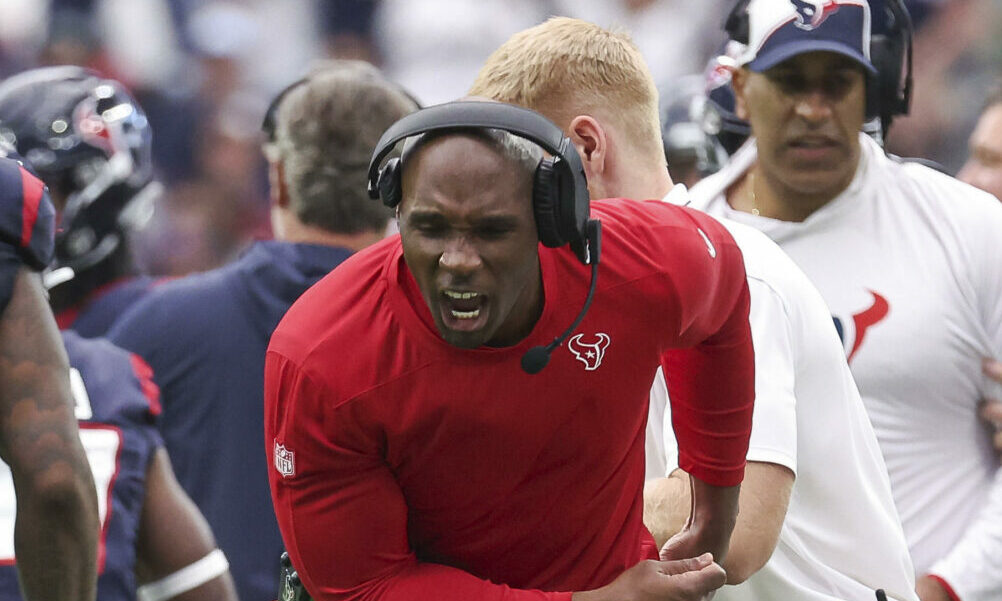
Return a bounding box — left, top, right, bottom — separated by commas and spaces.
265, 198, 754, 601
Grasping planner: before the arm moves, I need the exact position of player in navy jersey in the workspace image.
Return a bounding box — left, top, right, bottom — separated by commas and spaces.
108, 61, 419, 601
0, 332, 238, 601
0, 66, 164, 337
0, 146, 237, 601
0, 152, 100, 601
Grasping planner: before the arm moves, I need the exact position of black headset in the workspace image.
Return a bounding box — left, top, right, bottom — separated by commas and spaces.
723, 0, 913, 133
367, 100, 594, 265
868, 0, 913, 132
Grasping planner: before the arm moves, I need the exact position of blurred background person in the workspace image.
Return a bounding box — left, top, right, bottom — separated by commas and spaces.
957, 84, 1002, 201
957, 83, 1002, 462
0, 66, 163, 337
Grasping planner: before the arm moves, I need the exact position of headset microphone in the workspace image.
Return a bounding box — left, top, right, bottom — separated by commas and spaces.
521, 219, 601, 375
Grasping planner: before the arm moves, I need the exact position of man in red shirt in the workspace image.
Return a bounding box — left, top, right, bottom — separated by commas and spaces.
265, 105, 755, 600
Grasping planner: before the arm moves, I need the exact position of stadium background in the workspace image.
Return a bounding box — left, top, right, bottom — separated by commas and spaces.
0, 0, 998, 277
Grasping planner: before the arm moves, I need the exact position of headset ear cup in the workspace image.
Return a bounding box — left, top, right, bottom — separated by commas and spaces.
377, 157, 402, 208
533, 158, 564, 248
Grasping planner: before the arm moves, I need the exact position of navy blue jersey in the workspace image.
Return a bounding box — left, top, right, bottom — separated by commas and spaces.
0, 156, 55, 311
56, 275, 167, 337
0, 332, 161, 601
108, 241, 352, 601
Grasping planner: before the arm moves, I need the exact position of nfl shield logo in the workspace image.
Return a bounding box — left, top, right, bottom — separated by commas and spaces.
274, 440, 296, 478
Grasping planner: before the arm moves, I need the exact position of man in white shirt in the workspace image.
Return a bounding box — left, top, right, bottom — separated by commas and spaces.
689, 1, 1002, 600
470, 15, 917, 601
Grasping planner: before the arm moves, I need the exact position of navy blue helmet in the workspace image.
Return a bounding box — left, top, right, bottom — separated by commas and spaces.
660, 75, 729, 182
0, 66, 159, 287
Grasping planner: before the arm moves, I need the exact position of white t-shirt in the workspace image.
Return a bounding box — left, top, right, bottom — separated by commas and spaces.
648, 185, 917, 601
688, 134, 1002, 601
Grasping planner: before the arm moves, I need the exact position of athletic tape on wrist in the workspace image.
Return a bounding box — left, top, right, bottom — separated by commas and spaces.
137, 548, 229, 601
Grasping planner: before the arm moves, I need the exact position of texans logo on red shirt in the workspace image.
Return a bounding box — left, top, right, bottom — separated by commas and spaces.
568, 333, 610, 371
791, 0, 840, 30
832, 290, 890, 363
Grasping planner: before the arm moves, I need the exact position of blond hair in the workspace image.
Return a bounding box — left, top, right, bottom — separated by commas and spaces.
470, 17, 662, 158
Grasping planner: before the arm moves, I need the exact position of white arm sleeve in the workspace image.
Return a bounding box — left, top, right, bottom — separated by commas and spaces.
647, 276, 798, 480
929, 193, 1002, 601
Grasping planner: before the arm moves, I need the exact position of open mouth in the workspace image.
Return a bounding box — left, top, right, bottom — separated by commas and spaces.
439, 290, 489, 332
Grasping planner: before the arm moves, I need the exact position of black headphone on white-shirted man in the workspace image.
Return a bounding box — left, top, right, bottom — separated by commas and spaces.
366, 100, 602, 374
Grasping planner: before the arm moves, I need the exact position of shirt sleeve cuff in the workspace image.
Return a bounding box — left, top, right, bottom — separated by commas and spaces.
680, 457, 746, 488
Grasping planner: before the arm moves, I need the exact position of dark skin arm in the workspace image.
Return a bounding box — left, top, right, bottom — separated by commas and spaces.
0, 268, 99, 601
135, 448, 238, 601
658, 478, 740, 569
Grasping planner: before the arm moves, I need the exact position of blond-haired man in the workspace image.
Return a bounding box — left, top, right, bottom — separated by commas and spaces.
472, 16, 918, 601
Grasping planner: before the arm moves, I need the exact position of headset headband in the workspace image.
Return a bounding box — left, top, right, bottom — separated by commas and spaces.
366, 101, 587, 206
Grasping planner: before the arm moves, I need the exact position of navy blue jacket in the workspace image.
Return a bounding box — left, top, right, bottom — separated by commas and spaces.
109, 241, 352, 601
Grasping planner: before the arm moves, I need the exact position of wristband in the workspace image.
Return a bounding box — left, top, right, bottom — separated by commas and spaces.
137, 548, 229, 601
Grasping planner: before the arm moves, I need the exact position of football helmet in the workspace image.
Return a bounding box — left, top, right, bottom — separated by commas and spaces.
0, 66, 159, 287
660, 75, 729, 183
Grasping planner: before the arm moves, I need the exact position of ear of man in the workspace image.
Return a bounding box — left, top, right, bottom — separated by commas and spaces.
567, 115, 608, 183
268, 160, 291, 209
731, 68, 751, 122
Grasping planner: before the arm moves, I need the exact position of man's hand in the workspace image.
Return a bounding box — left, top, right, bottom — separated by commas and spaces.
572, 554, 726, 601
982, 359, 1002, 458
915, 575, 952, 601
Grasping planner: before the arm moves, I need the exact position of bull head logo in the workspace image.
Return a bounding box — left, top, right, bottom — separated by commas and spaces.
567, 333, 610, 371
791, 0, 840, 30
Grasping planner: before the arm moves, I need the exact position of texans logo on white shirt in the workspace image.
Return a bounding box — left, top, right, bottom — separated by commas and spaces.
832, 290, 890, 362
